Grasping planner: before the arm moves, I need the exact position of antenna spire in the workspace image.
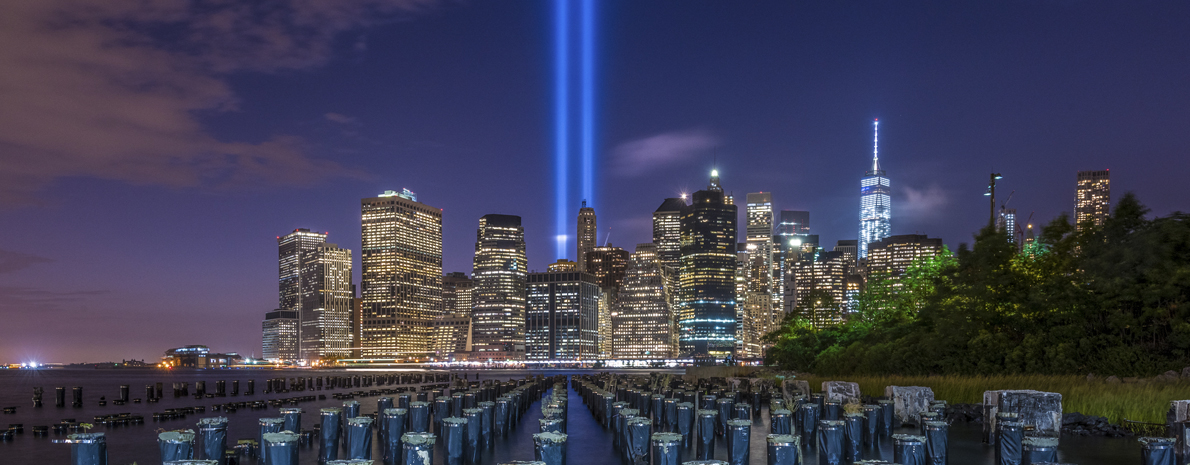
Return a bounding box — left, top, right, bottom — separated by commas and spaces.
872, 118, 880, 172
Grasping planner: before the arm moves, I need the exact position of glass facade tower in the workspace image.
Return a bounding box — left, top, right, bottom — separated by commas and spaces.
677, 170, 738, 358
471, 214, 528, 359
859, 120, 891, 259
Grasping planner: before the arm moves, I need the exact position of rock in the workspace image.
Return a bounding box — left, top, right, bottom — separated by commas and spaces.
1062, 412, 1086, 426
1123, 377, 1139, 383
822, 381, 861, 404
1182, 367, 1190, 379
781, 379, 810, 399
1086, 373, 1096, 382
885, 386, 935, 425
1105, 376, 1121, 384
1160, 371, 1180, 382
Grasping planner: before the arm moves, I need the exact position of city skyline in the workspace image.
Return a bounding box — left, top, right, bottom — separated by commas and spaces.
2, 1, 1187, 362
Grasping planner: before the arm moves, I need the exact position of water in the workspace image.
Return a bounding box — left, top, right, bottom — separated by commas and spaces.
0, 368, 1143, 464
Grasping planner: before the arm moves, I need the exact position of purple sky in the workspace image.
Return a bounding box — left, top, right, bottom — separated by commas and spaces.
1, 1, 1188, 363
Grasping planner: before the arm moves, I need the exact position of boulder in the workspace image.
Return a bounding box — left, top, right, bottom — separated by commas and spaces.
1182, 367, 1190, 379
781, 379, 810, 399
984, 390, 1063, 439
822, 381, 861, 404
1105, 376, 1121, 384
884, 386, 935, 425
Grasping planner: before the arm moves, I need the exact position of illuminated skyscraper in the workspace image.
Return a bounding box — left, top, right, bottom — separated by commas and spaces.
577, 202, 597, 271
772, 210, 810, 314
677, 170, 738, 358
278, 229, 327, 313
652, 198, 687, 270
1075, 170, 1111, 230
526, 270, 601, 360
359, 189, 443, 360
262, 310, 298, 362
791, 250, 849, 328
612, 243, 675, 359
859, 120, 891, 259
743, 193, 776, 358
442, 272, 475, 317
471, 214, 528, 360
583, 244, 629, 357
298, 243, 354, 361
866, 234, 944, 279
997, 208, 1018, 245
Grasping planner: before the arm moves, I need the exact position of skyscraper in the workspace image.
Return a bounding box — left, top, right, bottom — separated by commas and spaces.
791, 250, 849, 328
278, 229, 327, 313
743, 193, 776, 357
866, 234, 944, 279
471, 214, 528, 360
997, 208, 1018, 245
577, 202, 597, 271
612, 243, 675, 359
442, 272, 475, 317
583, 244, 630, 358
359, 189, 443, 361
652, 198, 687, 270
1075, 170, 1111, 230
262, 310, 298, 362
526, 269, 601, 360
298, 243, 354, 361
859, 120, 891, 259
677, 170, 738, 358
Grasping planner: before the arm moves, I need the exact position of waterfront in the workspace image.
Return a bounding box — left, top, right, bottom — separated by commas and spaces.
0, 368, 1143, 464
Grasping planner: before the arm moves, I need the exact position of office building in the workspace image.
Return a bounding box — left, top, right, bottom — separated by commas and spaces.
652, 198, 687, 270
860, 120, 891, 259
791, 250, 850, 328
430, 314, 471, 359
278, 229, 327, 314
744, 193, 777, 356
262, 310, 298, 362
471, 214, 528, 359
677, 170, 738, 358
359, 189, 443, 360
577, 202, 597, 271
866, 234, 945, 279
612, 244, 675, 359
583, 245, 630, 290
298, 243, 354, 361
1075, 170, 1111, 230
525, 270, 601, 360
442, 272, 475, 317
997, 208, 1018, 244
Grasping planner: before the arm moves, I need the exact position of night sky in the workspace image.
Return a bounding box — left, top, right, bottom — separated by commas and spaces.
2, 1, 1188, 363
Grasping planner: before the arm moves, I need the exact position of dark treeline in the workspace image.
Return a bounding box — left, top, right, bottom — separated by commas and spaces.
764, 193, 1190, 377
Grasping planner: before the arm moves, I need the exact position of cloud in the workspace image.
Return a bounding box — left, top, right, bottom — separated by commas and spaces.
324, 113, 358, 124
0, 0, 435, 204
0, 286, 110, 313
611, 129, 720, 177
0, 249, 53, 275
898, 184, 950, 220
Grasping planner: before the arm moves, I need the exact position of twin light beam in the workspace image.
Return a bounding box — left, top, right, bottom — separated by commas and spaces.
554, 0, 597, 259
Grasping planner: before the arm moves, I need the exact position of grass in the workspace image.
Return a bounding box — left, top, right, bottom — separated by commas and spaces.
797, 374, 1190, 426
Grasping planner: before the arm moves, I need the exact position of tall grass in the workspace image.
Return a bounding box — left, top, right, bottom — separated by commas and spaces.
798, 374, 1190, 425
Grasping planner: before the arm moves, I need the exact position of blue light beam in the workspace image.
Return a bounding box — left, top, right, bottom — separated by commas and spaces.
553, 0, 570, 260
580, 0, 596, 210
